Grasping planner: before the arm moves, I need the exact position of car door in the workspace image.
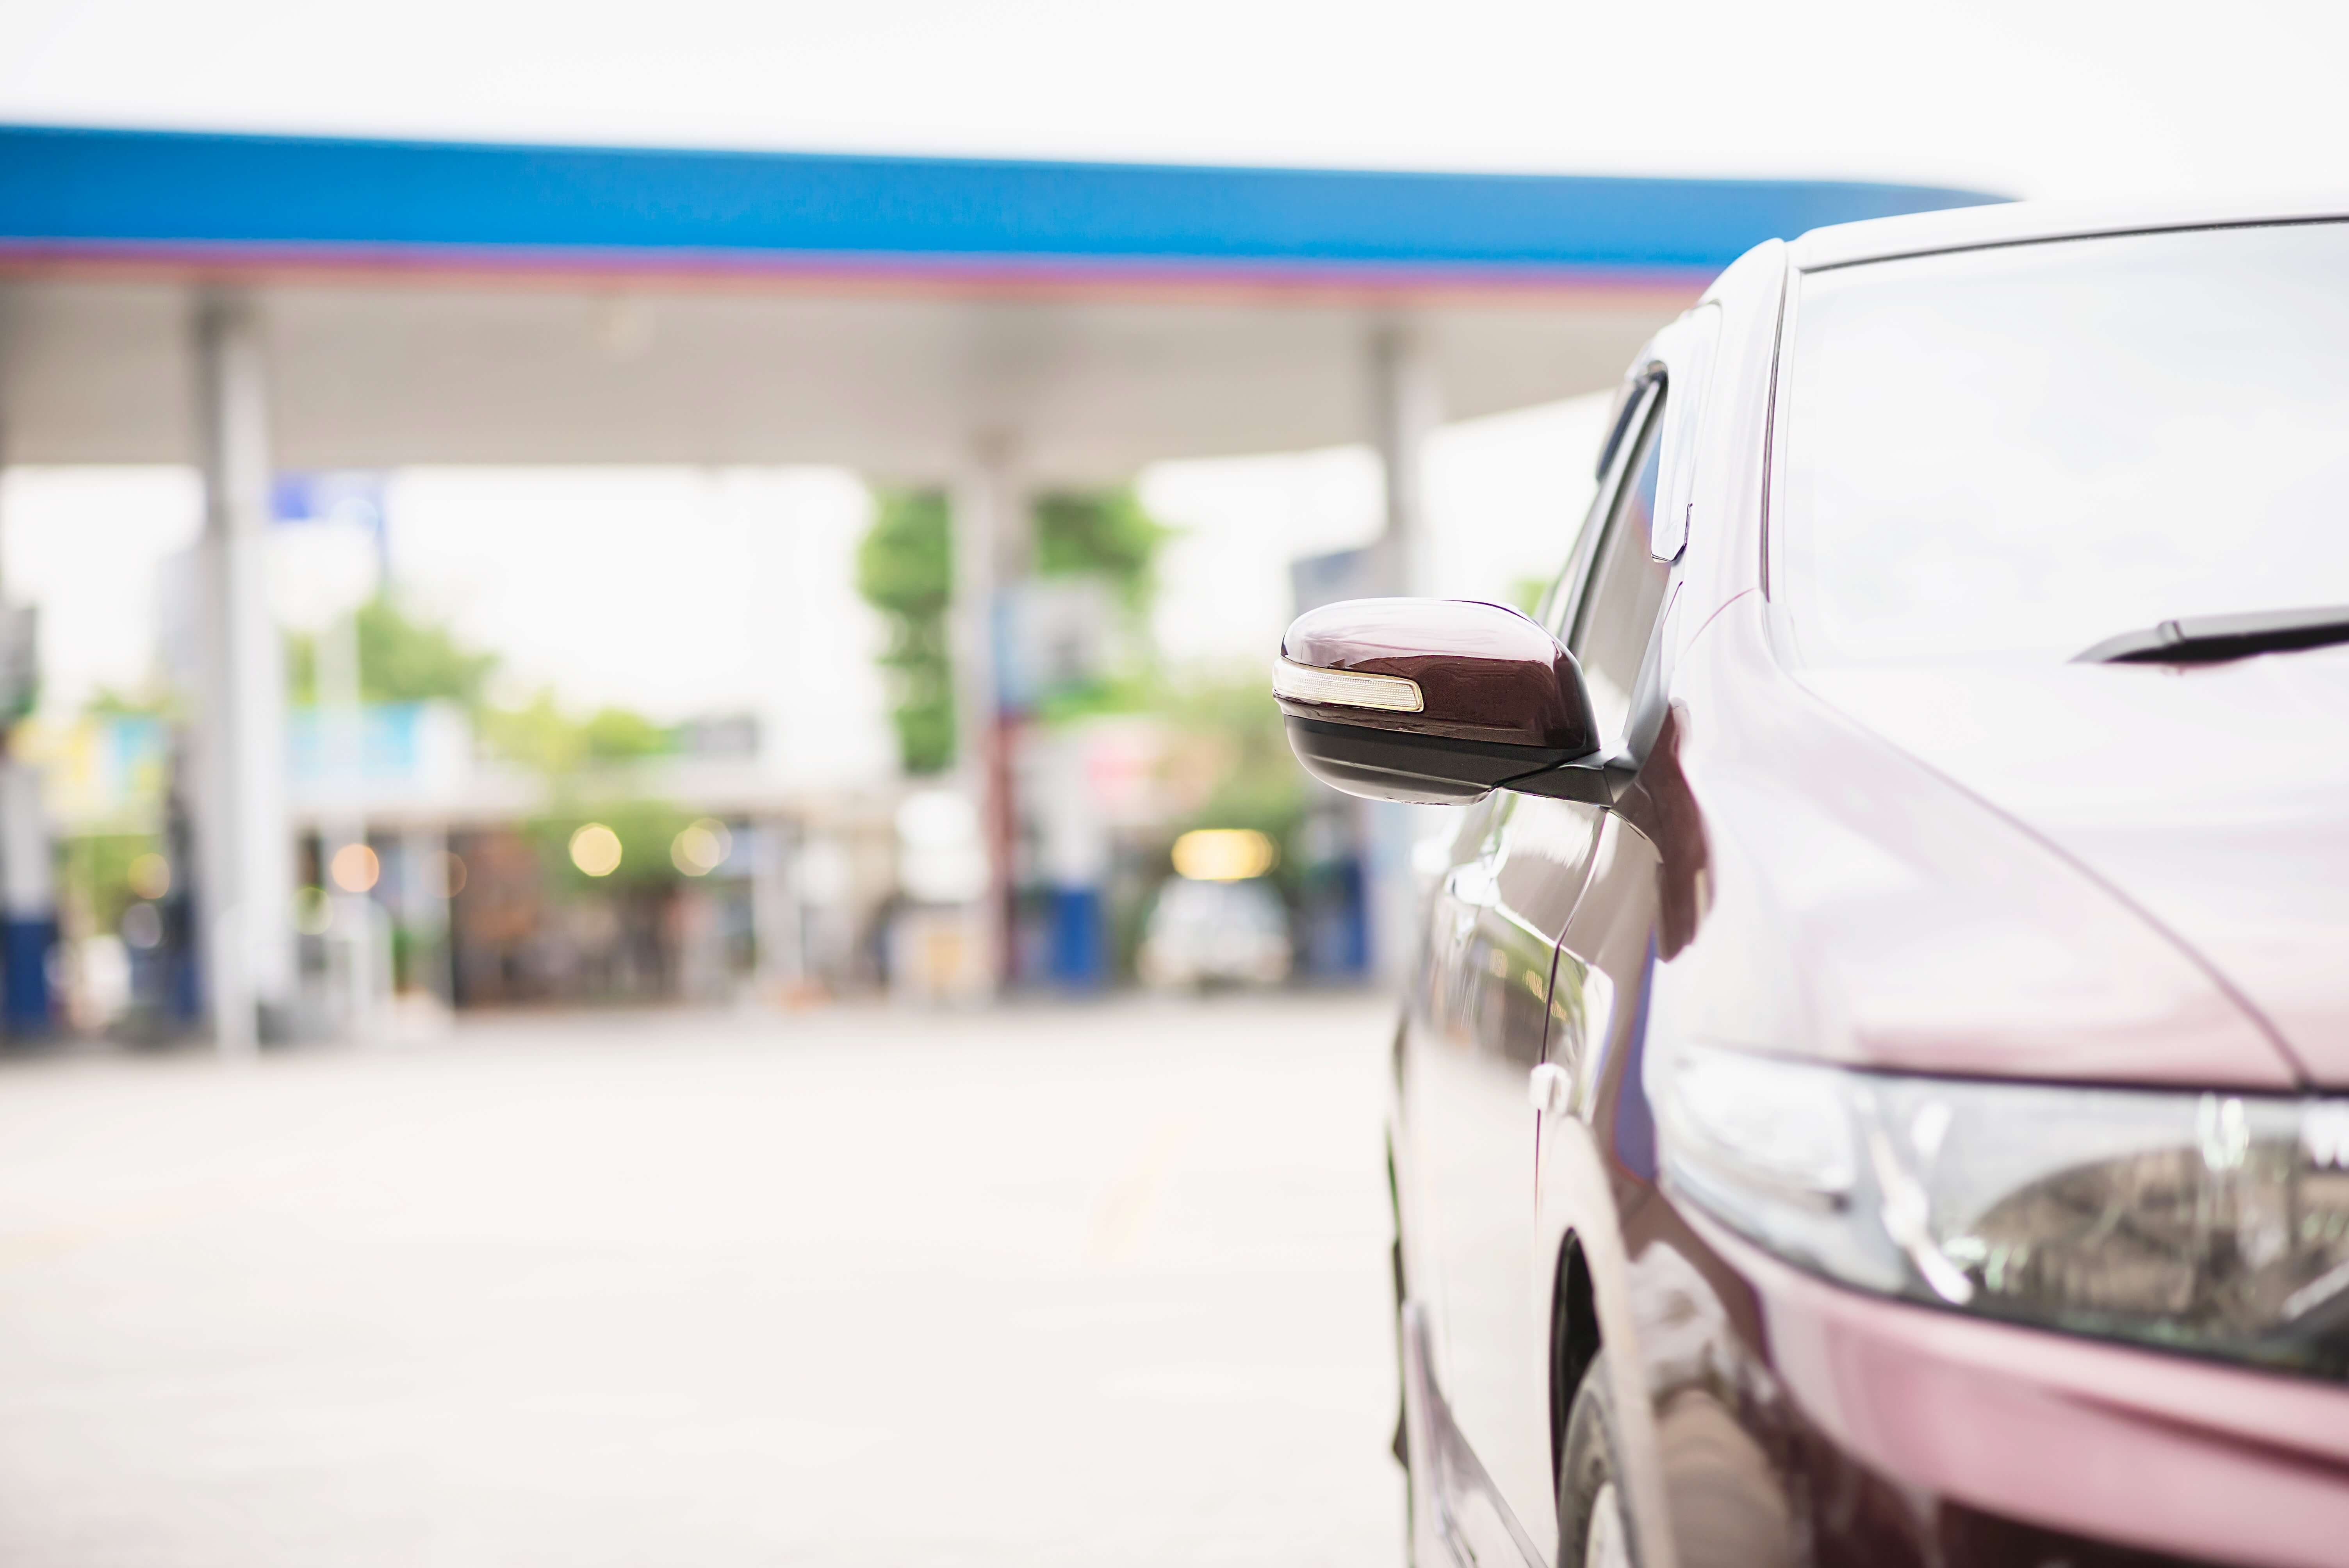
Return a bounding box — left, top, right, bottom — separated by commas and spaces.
1405, 384, 1670, 1553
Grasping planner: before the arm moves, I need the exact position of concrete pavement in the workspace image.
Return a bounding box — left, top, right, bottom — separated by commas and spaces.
0, 994, 1405, 1567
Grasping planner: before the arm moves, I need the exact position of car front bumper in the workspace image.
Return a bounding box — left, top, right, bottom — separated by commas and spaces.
1646, 1201, 2349, 1568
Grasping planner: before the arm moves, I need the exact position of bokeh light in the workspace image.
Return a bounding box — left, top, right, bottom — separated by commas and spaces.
126, 852, 171, 900
329, 843, 380, 893
670, 818, 732, 877
1171, 828, 1278, 882
120, 902, 161, 950
569, 823, 623, 878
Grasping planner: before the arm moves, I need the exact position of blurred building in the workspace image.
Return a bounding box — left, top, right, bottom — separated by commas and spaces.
25, 700, 900, 1030
0, 123, 1996, 1042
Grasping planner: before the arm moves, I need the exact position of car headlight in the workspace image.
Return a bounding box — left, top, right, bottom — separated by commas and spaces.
1653, 1043, 2349, 1376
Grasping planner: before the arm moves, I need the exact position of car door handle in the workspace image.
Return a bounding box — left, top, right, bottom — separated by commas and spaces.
1528, 1063, 1571, 1117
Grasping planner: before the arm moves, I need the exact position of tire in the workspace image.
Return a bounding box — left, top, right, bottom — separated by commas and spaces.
1558, 1352, 1641, 1568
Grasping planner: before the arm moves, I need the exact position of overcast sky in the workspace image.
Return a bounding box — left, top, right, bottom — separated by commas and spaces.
2, 0, 2343, 729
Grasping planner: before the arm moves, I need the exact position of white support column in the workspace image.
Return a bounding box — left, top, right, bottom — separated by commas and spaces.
317, 606, 380, 1041
0, 416, 57, 1036
750, 817, 804, 995
192, 295, 295, 1054
948, 441, 1019, 995
0, 757, 55, 1034
1371, 319, 1443, 598
1367, 321, 1445, 986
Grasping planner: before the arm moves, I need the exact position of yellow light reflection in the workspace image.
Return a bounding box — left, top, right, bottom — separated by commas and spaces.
670, 818, 732, 877
329, 843, 380, 893
569, 823, 623, 878
127, 852, 171, 900
1171, 828, 1278, 882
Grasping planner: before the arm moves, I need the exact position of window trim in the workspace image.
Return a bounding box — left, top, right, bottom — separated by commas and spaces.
1565, 403, 1673, 754
1541, 378, 1662, 641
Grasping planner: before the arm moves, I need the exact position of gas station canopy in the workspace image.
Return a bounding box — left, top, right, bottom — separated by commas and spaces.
0, 121, 1999, 1043
0, 124, 1997, 478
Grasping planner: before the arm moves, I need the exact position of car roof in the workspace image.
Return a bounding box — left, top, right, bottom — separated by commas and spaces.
1790, 192, 2349, 272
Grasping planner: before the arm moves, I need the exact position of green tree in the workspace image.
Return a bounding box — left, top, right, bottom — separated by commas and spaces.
528, 798, 698, 894
1162, 672, 1310, 866
62, 830, 165, 942
479, 690, 584, 775
480, 691, 675, 776
853, 485, 1176, 770
86, 685, 173, 719
581, 707, 672, 762
855, 489, 956, 775
1032, 487, 1174, 613
1026, 486, 1177, 724
285, 593, 499, 707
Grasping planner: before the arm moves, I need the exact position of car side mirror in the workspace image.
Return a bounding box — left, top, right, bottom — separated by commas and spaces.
1272, 598, 1610, 805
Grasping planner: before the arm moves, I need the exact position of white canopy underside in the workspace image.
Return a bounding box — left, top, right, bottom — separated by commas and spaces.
0, 276, 1684, 479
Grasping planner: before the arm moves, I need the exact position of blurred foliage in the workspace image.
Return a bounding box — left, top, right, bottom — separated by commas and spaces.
581, 707, 672, 761
855, 489, 955, 776
62, 698, 174, 945
286, 593, 499, 707
855, 486, 1180, 770
1032, 488, 1175, 614
481, 691, 582, 774
1028, 486, 1178, 722
86, 685, 173, 720
1157, 670, 1310, 889
526, 798, 699, 895
1513, 574, 1555, 620
62, 831, 163, 939
856, 489, 954, 618
481, 691, 677, 776
389, 919, 421, 992
1082, 668, 1313, 981
274, 590, 683, 783
1032, 671, 1160, 727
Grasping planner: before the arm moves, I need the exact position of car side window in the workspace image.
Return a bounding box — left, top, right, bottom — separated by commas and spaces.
1565, 401, 1670, 752
1537, 380, 1654, 640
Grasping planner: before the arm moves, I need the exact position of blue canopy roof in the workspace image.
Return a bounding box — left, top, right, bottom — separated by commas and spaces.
0, 123, 1999, 289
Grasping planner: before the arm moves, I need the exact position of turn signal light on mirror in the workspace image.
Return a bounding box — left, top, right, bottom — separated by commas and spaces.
1270, 657, 1424, 713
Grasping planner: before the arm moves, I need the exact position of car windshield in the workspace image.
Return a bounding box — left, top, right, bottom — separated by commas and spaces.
1780, 220, 2349, 666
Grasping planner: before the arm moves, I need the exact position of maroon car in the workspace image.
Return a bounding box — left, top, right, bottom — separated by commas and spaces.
1275, 201, 2349, 1568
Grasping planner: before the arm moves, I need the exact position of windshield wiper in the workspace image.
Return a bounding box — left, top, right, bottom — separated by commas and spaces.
2074, 605, 2349, 665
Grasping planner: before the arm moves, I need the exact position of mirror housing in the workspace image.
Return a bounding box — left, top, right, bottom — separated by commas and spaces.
1272, 598, 1602, 805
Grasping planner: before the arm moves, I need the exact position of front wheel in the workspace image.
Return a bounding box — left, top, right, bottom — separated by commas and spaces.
1557, 1353, 1640, 1568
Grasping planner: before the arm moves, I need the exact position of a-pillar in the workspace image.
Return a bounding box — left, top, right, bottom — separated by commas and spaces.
949, 441, 1023, 995
1365, 320, 1444, 985
192, 295, 296, 1054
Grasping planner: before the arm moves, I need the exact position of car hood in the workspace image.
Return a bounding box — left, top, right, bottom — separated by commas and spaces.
1802, 646, 2349, 1087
